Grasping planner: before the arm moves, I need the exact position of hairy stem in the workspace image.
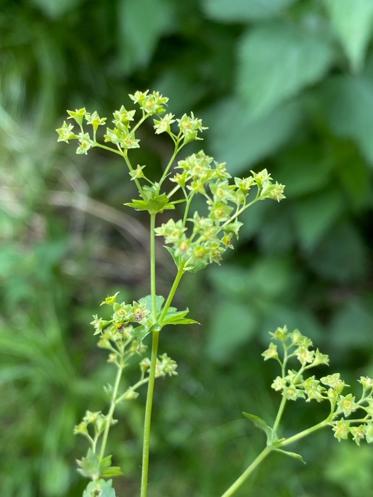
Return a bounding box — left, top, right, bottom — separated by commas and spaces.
221, 447, 272, 497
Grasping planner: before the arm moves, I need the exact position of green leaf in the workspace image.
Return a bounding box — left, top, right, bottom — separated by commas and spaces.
126, 186, 175, 214
321, 75, 373, 164
77, 450, 101, 480
207, 301, 258, 363
242, 412, 272, 441
160, 307, 199, 327
206, 97, 302, 174
83, 479, 116, 497
275, 145, 333, 198
293, 189, 343, 250
324, 0, 373, 72
100, 455, 123, 478
30, 0, 81, 18
330, 298, 373, 349
154, 68, 206, 114
125, 196, 175, 214
202, 0, 296, 22
118, 0, 175, 73
274, 448, 306, 464
77, 451, 122, 480
237, 22, 333, 117
208, 258, 294, 301
139, 295, 165, 314
308, 222, 367, 282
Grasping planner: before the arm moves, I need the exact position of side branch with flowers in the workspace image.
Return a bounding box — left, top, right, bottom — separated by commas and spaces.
56, 90, 372, 497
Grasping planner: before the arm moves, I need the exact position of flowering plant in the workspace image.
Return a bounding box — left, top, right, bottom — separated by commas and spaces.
57, 91, 372, 497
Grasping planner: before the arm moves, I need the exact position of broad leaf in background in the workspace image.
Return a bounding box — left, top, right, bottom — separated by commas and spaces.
293, 189, 344, 250
118, 0, 175, 73
308, 222, 367, 282
206, 98, 302, 174
321, 76, 373, 164
275, 145, 333, 198
237, 22, 333, 117
208, 258, 295, 302
202, 0, 296, 22
325, 445, 373, 497
330, 298, 373, 349
324, 0, 373, 72
206, 301, 257, 363
31, 0, 81, 18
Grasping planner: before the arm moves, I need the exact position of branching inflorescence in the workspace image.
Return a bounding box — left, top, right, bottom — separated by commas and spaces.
221, 326, 373, 497
56, 90, 371, 497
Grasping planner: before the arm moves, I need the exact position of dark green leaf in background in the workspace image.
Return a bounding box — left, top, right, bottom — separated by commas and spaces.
293, 189, 344, 250
118, 0, 175, 73
206, 98, 302, 174
324, 0, 373, 72
237, 22, 333, 117
322, 76, 373, 165
202, 0, 297, 22
207, 301, 257, 362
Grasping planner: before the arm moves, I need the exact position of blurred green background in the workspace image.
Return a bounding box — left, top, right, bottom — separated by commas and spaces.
1, 1, 373, 496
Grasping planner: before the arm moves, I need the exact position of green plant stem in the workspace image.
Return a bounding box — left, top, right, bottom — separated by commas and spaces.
150, 214, 157, 321
159, 144, 180, 186
280, 419, 329, 447
159, 266, 185, 322
94, 142, 124, 157
221, 447, 272, 497
272, 395, 287, 435
99, 365, 123, 461
140, 266, 184, 497
122, 151, 143, 194
140, 330, 160, 497
140, 212, 159, 497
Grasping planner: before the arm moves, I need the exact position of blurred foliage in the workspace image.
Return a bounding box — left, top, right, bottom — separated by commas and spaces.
1, 0, 373, 496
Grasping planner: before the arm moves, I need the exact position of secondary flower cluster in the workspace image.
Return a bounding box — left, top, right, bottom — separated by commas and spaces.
156, 162, 285, 271
56, 90, 206, 156
90, 292, 152, 366
74, 292, 179, 481
263, 326, 373, 445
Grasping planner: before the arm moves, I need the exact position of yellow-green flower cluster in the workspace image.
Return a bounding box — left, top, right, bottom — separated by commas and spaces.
56, 90, 169, 156
156, 159, 285, 271
90, 292, 151, 366
140, 353, 178, 378
264, 325, 373, 445
74, 410, 107, 440
153, 111, 207, 144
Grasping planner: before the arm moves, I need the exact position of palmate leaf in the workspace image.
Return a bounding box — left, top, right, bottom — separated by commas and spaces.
77, 450, 122, 480
160, 307, 199, 327
125, 186, 175, 214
